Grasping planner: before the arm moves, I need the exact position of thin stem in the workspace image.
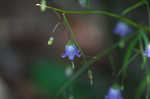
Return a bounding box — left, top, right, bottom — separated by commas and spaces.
146, 76, 150, 99
56, 41, 119, 97
144, 0, 150, 26
63, 14, 87, 61
72, 61, 75, 69
56, 32, 136, 97
108, 53, 116, 76
36, 4, 150, 32
121, 50, 141, 84
121, 0, 145, 16
144, 1, 150, 96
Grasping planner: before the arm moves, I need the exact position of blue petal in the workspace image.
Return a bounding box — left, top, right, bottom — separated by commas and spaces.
114, 22, 132, 37
144, 51, 147, 56
105, 96, 109, 99
68, 55, 75, 61
76, 53, 82, 57
61, 53, 67, 58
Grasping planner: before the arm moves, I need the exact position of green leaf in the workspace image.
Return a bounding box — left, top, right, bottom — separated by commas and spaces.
144, 0, 150, 25
139, 30, 148, 69
140, 30, 149, 47
135, 71, 150, 99
30, 60, 67, 96
138, 36, 146, 69
121, 34, 139, 77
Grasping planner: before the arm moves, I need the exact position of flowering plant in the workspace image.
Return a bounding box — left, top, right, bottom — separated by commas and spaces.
35, 0, 150, 99
105, 84, 123, 99
114, 21, 132, 37
61, 40, 82, 61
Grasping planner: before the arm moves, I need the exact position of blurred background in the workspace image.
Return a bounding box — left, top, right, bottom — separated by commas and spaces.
0, 0, 149, 99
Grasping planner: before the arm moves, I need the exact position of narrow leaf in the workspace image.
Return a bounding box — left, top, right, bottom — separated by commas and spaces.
122, 34, 139, 77
135, 71, 150, 99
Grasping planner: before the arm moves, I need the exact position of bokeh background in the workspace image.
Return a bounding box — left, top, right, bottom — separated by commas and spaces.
0, 0, 149, 99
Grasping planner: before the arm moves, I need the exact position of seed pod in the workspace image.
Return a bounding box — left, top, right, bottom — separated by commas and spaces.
48, 37, 54, 46
88, 69, 93, 85
65, 66, 73, 77
40, 0, 47, 12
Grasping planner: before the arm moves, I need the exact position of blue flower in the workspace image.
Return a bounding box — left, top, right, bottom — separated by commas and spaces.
144, 44, 150, 58
61, 40, 81, 61
114, 21, 132, 37
105, 88, 123, 99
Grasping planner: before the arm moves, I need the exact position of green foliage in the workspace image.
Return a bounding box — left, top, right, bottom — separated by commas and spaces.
121, 0, 145, 16
36, 0, 150, 98
139, 30, 149, 69
30, 60, 68, 96
135, 71, 150, 99
121, 33, 139, 77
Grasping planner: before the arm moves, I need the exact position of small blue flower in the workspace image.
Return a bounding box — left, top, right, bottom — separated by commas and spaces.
61, 40, 81, 61
105, 85, 123, 99
114, 21, 132, 37
144, 44, 150, 58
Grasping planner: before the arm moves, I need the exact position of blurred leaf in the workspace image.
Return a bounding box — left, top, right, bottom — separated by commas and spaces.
87, 0, 90, 9
119, 40, 125, 48
30, 59, 67, 96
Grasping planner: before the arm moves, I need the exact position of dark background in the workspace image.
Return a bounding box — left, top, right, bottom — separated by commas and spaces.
0, 0, 149, 99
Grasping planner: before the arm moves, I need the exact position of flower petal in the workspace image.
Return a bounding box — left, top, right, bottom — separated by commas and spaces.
68, 55, 75, 61
76, 53, 82, 57
61, 53, 67, 58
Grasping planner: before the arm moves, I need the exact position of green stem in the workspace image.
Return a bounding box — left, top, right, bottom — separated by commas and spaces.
36, 4, 150, 32
121, 0, 145, 16
63, 14, 87, 61
121, 50, 141, 84
87, 0, 90, 9
139, 30, 148, 69
108, 53, 116, 76
144, 0, 150, 26
146, 76, 150, 99
139, 34, 145, 69
56, 40, 118, 97
56, 31, 136, 97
